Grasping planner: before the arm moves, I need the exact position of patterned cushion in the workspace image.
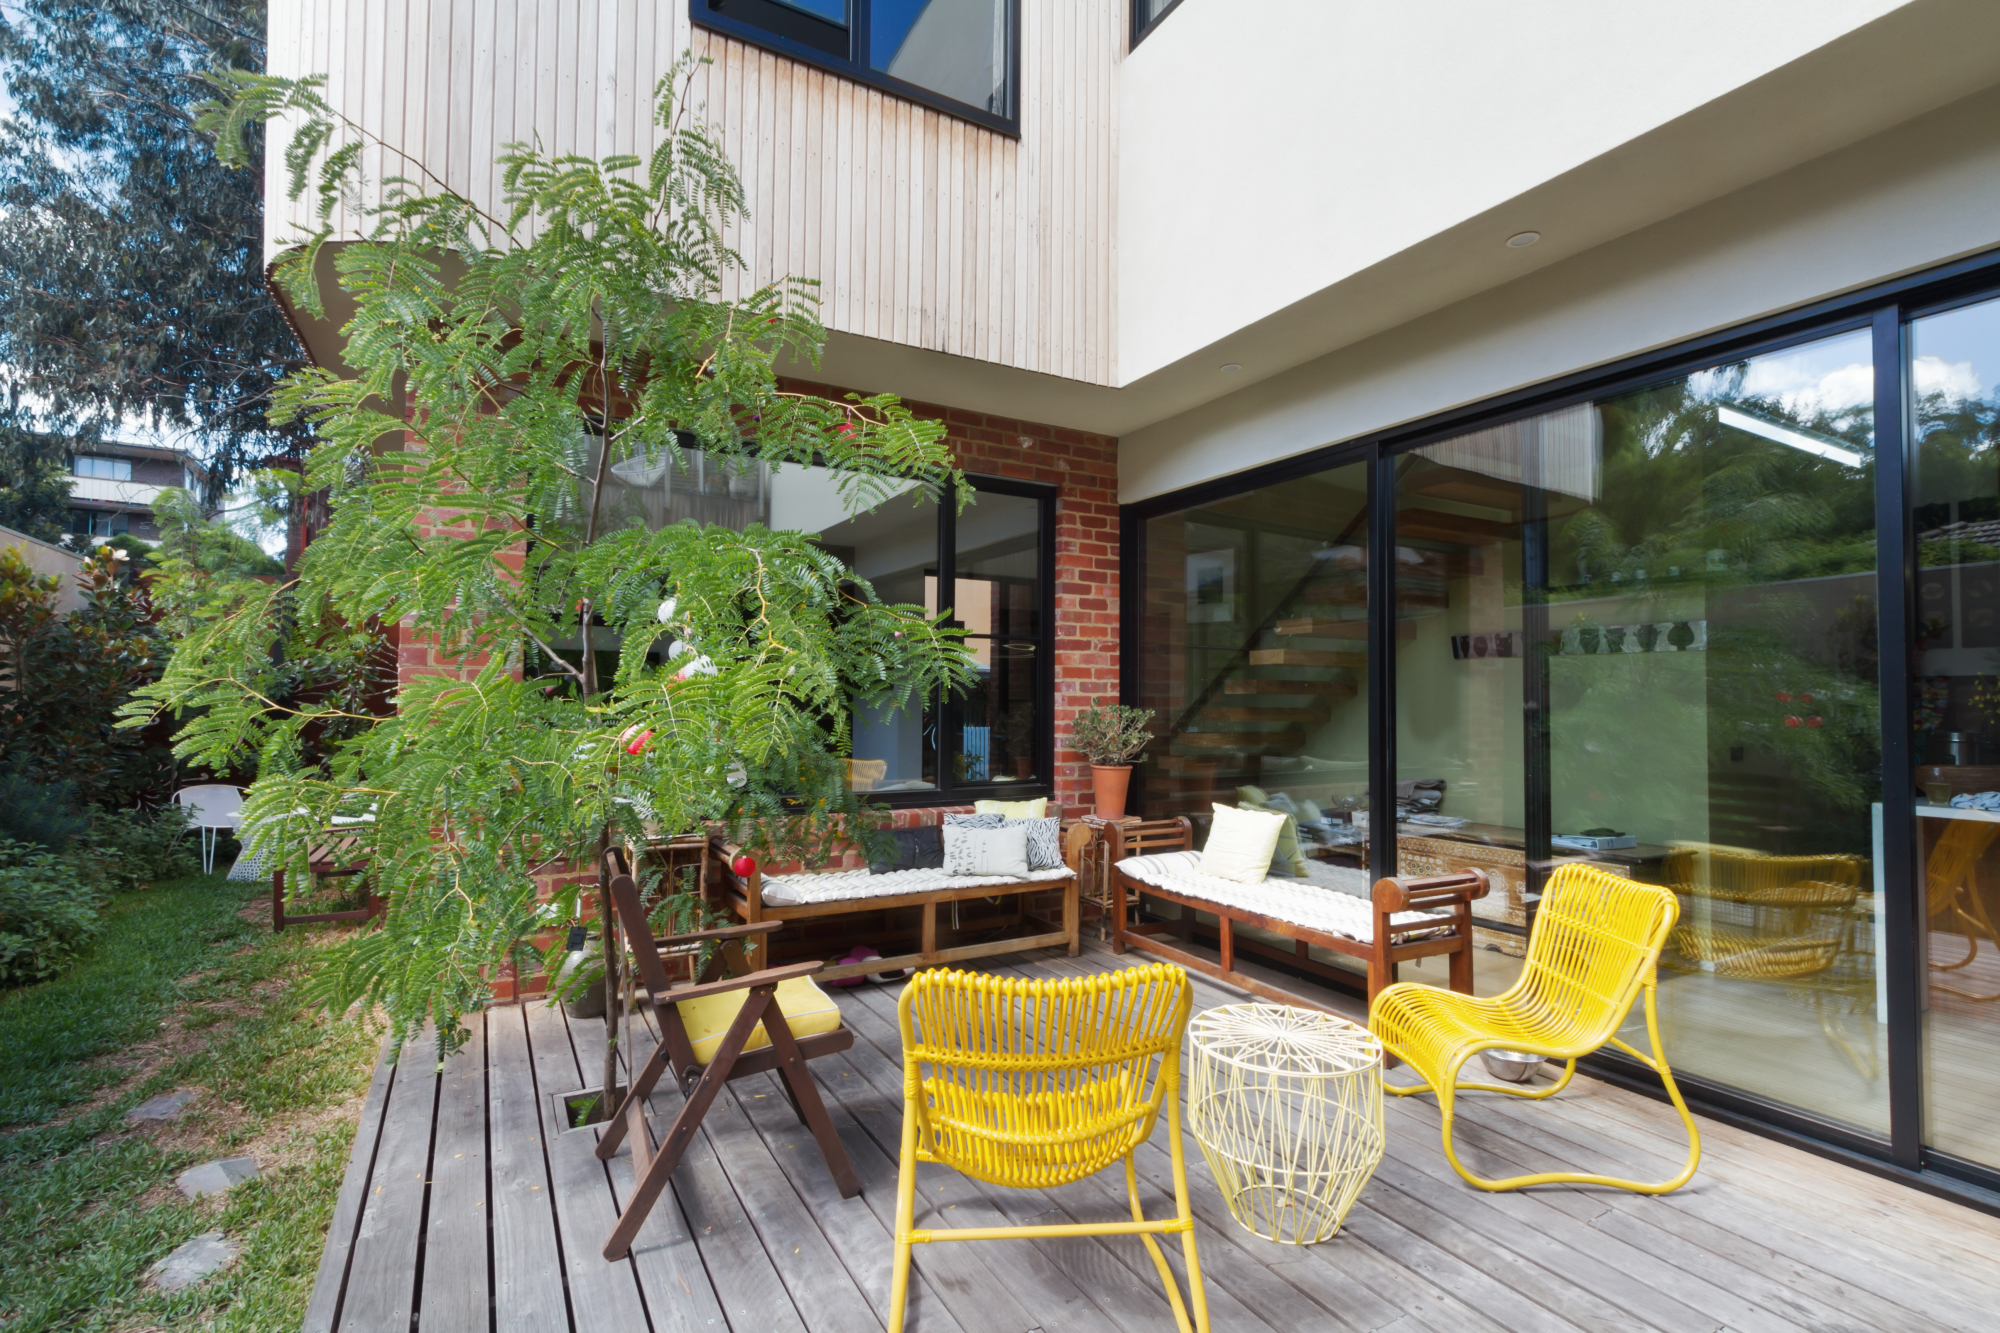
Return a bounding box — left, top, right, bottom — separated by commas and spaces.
944, 812, 1004, 829
942, 822, 1030, 877
1117, 851, 1447, 945
1004, 816, 1062, 870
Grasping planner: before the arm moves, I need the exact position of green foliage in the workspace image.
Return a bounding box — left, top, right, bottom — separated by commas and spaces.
0, 759, 90, 851
1070, 698, 1158, 766
0, 2, 304, 497
0, 546, 183, 807
73, 803, 202, 895
0, 399, 75, 543
152, 486, 285, 577
132, 60, 976, 1051
0, 839, 103, 987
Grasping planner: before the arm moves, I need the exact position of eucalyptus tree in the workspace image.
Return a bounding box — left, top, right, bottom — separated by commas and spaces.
129, 61, 975, 1076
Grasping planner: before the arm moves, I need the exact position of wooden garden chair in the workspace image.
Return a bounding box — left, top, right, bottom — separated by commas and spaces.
889, 963, 1209, 1333
1369, 861, 1702, 1194
595, 851, 861, 1261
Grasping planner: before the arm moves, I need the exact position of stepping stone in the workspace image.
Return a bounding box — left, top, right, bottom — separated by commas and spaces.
148, 1232, 238, 1292
176, 1156, 259, 1199
126, 1091, 194, 1124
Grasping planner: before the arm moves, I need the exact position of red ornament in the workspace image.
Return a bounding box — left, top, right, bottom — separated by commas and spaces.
1801, 693, 1814, 704
1784, 715, 1803, 728
1806, 716, 1823, 729
1775, 691, 1792, 702
732, 854, 758, 878
622, 727, 653, 755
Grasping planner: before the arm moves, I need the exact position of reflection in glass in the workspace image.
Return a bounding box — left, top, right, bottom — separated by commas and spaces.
1911, 294, 2000, 1168
870, 0, 1010, 115
953, 490, 1041, 784
706, 0, 850, 59
1135, 460, 1372, 854
1553, 330, 1884, 1133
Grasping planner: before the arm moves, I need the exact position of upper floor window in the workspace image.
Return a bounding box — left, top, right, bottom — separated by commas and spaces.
73, 455, 133, 481
695, 1, 1017, 134
1132, 0, 1184, 48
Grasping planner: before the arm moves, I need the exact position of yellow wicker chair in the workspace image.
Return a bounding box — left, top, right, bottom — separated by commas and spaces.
889, 964, 1208, 1333
1369, 862, 1701, 1194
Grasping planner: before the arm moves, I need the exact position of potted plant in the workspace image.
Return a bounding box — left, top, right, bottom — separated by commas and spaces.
1069, 698, 1156, 819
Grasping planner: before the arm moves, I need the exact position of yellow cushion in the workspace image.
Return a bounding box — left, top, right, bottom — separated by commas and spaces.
975, 798, 1048, 819
676, 975, 844, 1065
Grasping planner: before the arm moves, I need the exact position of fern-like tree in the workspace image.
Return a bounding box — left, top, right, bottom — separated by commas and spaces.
127, 62, 974, 1090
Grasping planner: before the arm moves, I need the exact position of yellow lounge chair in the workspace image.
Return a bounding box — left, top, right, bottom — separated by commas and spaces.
889, 964, 1209, 1333
1369, 861, 1701, 1194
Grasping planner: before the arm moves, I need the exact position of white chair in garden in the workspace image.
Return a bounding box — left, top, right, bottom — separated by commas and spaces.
174, 785, 245, 875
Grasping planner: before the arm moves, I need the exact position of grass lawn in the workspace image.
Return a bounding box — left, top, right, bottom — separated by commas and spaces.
0, 870, 383, 1332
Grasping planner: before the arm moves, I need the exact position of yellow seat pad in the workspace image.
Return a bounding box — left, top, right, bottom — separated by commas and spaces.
677, 975, 843, 1065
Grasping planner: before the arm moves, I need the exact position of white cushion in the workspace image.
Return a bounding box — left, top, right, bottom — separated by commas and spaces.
943, 822, 1031, 877
1200, 803, 1286, 883
759, 864, 1072, 907
1118, 851, 1448, 945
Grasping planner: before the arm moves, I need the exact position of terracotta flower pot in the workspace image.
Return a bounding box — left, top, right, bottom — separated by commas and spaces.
1091, 764, 1133, 820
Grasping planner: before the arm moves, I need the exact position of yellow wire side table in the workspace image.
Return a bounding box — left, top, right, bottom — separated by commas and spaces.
1186, 1003, 1385, 1244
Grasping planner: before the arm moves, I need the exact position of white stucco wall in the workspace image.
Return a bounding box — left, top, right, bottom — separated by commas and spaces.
1117, 0, 1921, 385
1120, 80, 2000, 502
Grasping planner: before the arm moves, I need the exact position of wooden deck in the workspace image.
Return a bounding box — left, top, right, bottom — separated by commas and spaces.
305, 945, 2000, 1333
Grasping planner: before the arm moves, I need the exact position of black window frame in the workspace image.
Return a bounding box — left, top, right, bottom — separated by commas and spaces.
910, 471, 1058, 808
693, 0, 1021, 138
1130, 0, 1186, 49
1118, 243, 2000, 1216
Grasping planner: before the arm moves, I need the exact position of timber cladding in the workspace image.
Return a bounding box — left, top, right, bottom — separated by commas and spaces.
267, 1, 1121, 385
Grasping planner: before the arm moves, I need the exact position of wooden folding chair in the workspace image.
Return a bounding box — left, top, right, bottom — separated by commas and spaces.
595, 851, 862, 1261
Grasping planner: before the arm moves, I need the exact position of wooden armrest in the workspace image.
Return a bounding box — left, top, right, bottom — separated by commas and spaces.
661, 959, 823, 1004
1373, 869, 1490, 911
652, 920, 783, 949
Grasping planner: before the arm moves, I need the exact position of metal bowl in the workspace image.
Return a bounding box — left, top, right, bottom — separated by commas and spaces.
1481, 1049, 1545, 1083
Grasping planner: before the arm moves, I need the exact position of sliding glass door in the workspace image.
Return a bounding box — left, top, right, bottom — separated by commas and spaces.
1909, 294, 2000, 1171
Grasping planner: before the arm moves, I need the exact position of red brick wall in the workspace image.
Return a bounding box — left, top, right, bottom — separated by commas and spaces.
782, 378, 1120, 816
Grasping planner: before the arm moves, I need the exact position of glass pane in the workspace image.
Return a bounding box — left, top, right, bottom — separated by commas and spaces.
705, 0, 849, 59
1393, 414, 1543, 995
1911, 294, 2000, 1167
1551, 329, 1884, 1134
958, 638, 1038, 785
1135, 0, 1177, 27
1135, 459, 1371, 849
954, 489, 1039, 638
870, 0, 1010, 116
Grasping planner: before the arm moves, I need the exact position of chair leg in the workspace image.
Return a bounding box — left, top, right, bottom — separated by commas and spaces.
887, 1096, 921, 1333
1436, 986, 1700, 1194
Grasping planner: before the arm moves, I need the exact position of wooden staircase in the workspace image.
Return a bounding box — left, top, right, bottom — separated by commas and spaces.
1171, 550, 1450, 763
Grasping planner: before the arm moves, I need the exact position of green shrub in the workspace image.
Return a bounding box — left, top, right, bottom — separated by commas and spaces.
0, 840, 104, 986
75, 804, 201, 894
0, 759, 88, 851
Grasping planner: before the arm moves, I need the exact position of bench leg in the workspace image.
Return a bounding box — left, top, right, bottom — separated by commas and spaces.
921, 901, 938, 962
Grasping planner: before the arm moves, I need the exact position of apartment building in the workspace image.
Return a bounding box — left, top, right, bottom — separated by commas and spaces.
66, 439, 209, 541
266, 1, 2000, 1209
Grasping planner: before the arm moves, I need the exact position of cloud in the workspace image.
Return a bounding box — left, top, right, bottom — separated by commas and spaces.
1735, 358, 1874, 417
1913, 353, 1983, 403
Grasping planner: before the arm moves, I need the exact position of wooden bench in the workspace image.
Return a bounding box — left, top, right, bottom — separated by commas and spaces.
1106, 817, 1488, 1007
271, 833, 382, 932
714, 835, 1081, 984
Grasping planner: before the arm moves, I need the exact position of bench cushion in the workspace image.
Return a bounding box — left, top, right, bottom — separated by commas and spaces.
1117, 851, 1449, 945
677, 975, 844, 1065
759, 864, 1076, 907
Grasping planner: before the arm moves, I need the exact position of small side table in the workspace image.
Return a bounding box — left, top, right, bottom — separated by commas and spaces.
1075, 814, 1143, 936
1186, 1003, 1385, 1244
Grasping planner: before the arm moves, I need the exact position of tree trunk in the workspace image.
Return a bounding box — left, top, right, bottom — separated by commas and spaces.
595, 824, 618, 1124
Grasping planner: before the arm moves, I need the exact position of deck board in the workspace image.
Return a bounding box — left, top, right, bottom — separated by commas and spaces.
303, 944, 2000, 1332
